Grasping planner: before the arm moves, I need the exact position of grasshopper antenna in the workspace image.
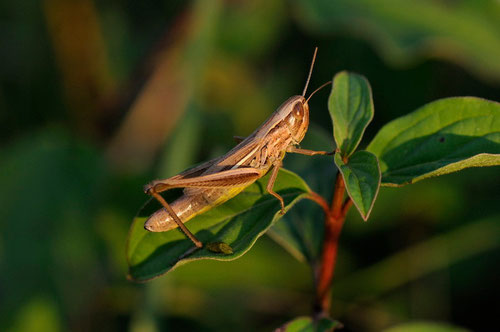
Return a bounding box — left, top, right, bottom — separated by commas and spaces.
306, 80, 332, 104
302, 47, 318, 97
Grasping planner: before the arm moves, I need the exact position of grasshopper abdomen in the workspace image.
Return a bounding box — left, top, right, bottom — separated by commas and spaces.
144, 185, 254, 232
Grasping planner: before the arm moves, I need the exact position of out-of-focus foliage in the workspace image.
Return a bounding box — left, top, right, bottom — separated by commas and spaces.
0, 130, 106, 329
382, 321, 470, 332
278, 315, 341, 332
1, 0, 499, 331
295, 0, 500, 82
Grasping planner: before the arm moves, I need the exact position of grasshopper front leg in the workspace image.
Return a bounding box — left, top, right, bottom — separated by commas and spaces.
286, 146, 334, 156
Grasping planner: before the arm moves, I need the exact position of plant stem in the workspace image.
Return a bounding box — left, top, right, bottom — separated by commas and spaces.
306, 191, 330, 216
314, 172, 351, 316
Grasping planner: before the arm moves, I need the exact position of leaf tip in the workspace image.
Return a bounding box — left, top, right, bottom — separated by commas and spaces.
361, 210, 371, 222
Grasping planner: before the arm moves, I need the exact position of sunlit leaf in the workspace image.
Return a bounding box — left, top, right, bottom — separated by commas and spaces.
127, 169, 310, 281
334, 151, 381, 220
367, 97, 500, 186
328, 71, 374, 158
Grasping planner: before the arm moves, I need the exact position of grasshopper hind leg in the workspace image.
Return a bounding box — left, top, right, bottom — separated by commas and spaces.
146, 191, 234, 254
147, 188, 204, 249
144, 166, 262, 252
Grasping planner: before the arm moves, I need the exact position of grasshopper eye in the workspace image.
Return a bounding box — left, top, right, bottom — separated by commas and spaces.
293, 102, 304, 119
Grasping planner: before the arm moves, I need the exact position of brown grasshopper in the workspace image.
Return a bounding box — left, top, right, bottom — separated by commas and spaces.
143, 48, 331, 249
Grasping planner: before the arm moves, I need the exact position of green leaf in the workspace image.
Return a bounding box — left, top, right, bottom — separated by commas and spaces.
334, 151, 381, 220
382, 321, 469, 332
127, 169, 310, 281
328, 71, 374, 158
295, 0, 500, 82
277, 316, 342, 332
367, 97, 500, 186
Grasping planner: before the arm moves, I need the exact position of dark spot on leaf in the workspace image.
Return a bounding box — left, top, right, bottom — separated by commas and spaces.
439, 137, 445, 143
206, 242, 233, 254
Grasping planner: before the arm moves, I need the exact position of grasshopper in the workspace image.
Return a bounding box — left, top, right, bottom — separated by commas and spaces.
143, 48, 331, 249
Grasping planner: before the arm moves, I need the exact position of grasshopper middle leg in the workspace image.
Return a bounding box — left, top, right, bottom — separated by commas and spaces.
287, 146, 334, 156
266, 160, 286, 214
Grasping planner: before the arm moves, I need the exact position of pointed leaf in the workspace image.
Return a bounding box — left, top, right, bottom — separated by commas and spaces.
334, 151, 381, 220
328, 71, 374, 157
367, 97, 500, 186
127, 169, 310, 281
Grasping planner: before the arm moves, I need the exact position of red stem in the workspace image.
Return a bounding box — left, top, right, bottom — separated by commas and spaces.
306, 191, 330, 217
313, 172, 351, 316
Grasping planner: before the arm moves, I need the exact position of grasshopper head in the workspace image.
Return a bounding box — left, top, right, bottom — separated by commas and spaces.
288, 79, 332, 143
284, 95, 310, 144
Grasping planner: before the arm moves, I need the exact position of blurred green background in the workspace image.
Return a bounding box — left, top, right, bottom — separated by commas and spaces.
1, 0, 499, 331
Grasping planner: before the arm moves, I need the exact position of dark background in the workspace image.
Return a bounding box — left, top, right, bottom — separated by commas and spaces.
1, 0, 499, 331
